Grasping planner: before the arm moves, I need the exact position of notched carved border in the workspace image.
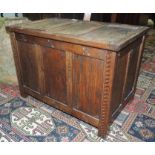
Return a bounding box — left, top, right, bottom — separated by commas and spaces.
98, 51, 116, 137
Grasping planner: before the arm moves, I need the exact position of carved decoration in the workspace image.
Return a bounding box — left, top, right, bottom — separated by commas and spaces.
98, 52, 116, 137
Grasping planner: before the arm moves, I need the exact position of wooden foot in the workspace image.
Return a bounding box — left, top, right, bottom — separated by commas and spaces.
98, 127, 108, 138
20, 91, 28, 98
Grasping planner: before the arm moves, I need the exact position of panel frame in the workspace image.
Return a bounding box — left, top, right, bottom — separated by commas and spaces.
71, 53, 105, 118
41, 46, 67, 104
9, 31, 147, 138
16, 40, 43, 94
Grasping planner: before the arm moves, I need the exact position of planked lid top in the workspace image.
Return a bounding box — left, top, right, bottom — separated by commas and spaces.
6, 18, 149, 51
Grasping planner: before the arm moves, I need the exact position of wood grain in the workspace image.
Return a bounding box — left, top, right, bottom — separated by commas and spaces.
6, 18, 149, 51
6, 18, 148, 138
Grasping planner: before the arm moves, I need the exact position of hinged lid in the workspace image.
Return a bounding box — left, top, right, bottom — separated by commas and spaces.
6, 18, 149, 51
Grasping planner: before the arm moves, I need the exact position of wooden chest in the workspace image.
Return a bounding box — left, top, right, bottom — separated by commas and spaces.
6, 18, 149, 137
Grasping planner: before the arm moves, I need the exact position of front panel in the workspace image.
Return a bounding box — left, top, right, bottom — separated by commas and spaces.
17, 41, 41, 93
42, 47, 67, 104
72, 54, 104, 118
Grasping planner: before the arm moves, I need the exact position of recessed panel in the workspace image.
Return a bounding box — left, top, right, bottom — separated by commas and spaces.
42, 47, 67, 104
72, 54, 104, 118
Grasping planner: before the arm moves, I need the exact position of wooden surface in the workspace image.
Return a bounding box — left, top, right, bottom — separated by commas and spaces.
7, 18, 148, 138
6, 18, 149, 51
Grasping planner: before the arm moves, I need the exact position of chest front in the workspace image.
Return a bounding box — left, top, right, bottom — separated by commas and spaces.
6, 18, 149, 137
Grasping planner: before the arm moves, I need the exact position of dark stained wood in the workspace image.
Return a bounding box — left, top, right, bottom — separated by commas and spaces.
17, 41, 41, 93
6, 18, 149, 138
9, 33, 28, 97
111, 13, 117, 23
15, 33, 106, 60
123, 46, 140, 100
42, 47, 67, 104
66, 51, 73, 108
6, 18, 149, 51
98, 51, 117, 137
110, 37, 142, 117
72, 54, 104, 118
110, 52, 128, 114
132, 36, 146, 91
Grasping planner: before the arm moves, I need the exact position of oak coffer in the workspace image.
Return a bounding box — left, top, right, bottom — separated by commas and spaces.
6, 18, 149, 137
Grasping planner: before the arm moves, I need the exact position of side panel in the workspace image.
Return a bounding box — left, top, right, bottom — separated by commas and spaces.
111, 37, 142, 115
123, 45, 140, 100
110, 53, 128, 114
